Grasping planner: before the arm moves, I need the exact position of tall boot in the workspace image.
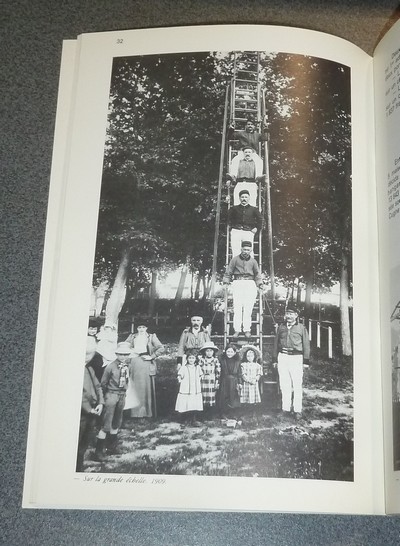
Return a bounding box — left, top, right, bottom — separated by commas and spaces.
93, 438, 107, 462
107, 433, 119, 455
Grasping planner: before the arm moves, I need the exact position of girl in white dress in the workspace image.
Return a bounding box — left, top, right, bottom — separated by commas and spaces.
175, 351, 203, 417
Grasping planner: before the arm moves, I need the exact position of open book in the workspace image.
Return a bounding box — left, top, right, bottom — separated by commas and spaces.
22, 21, 400, 514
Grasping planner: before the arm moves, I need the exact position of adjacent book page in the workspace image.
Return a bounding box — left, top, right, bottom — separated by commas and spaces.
22, 38, 81, 508
374, 18, 400, 514
23, 25, 382, 513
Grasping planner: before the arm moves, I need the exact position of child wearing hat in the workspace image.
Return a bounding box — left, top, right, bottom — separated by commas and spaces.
93, 341, 132, 462
175, 350, 203, 420
198, 341, 221, 412
240, 345, 263, 406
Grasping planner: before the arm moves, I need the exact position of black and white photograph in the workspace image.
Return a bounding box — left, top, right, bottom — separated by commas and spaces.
76, 49, 354, 481
391, 264, 400, 470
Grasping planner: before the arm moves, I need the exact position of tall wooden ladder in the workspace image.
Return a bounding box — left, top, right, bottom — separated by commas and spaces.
224, 51, 264, 356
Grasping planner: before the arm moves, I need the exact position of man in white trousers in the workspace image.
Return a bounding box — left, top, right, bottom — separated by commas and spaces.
223, 240, 263, 338
228, 189, 263, 258
273, 307, 310, 418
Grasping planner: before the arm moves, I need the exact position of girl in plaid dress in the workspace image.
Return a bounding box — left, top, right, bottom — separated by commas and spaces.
240, 347, 262, 405
198, 341, 221, 411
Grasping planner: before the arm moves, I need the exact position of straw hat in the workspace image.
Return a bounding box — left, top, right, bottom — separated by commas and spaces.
199, 341, 219, 354
239, 344, 261, 361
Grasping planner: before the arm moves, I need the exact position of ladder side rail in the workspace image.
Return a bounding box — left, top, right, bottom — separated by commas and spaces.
262, 88, 276, 310
210, 84, 230, 299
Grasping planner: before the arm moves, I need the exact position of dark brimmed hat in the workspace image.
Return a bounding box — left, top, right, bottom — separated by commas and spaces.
88, 317, 102, 328
285, 306, 299, 315
136, 319, 149, 328
239, 189, 250, 197
190, 300, 204, 319
241, 145, 255, 152
241, 240, 252, 248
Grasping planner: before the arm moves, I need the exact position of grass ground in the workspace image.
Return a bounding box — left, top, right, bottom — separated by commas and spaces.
83, 344, 353, 480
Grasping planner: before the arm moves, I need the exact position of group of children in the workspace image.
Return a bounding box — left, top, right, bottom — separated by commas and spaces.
175, 341, 263, 420
78, 337, 264, 471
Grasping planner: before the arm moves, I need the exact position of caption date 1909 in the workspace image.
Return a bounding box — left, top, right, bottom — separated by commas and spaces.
151, 478, 166, 484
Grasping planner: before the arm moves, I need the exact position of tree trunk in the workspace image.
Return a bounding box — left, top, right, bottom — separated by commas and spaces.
340, 248, 352, 357
296, 280, 302, 308
304, 273, 313, 320
203, 273, 212, 301
174, 262, 188, 307
148, 271, 157, 317
194, 274, 201, 300
201, 275, 207, 300
290, 278, 295, 303
105, 247, 131, 327
190, 272, 194, 300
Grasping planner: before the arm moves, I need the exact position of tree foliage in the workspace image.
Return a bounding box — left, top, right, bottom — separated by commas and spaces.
94, 52, 231, 290
262, 54, 351, 291
93, 50, 352, 308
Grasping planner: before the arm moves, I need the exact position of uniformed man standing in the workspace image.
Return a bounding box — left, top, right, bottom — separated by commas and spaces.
272, 307, 310, 418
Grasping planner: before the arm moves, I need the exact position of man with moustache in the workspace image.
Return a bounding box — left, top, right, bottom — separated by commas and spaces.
228, 189, 263, 258
177, 313, 211, 368
273, 306, 310, 418
228, 145, 263, 207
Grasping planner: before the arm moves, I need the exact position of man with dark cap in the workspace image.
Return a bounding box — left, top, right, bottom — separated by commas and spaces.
177, 313, 211, 368
228, 116, 268, 158
228, 189, 263, 258
223, 240, 263, 338
272, 306, 310, 418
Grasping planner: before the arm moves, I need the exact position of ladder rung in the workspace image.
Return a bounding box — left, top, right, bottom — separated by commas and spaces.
233, 116, 259, 122
236, 67, 258, 76
235, 90, 257, 96
234, 105, 258, 110
235, 98, 258, 103
235, 78, 259, 84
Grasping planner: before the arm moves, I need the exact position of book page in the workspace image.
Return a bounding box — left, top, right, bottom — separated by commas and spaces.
374, 18, 400, 514
23, 25, 382, 514
21, 39, 82, 509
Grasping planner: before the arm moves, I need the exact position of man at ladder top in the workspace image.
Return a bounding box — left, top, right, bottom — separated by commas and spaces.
223, 240, 264, 338
228, 189, 263, 258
